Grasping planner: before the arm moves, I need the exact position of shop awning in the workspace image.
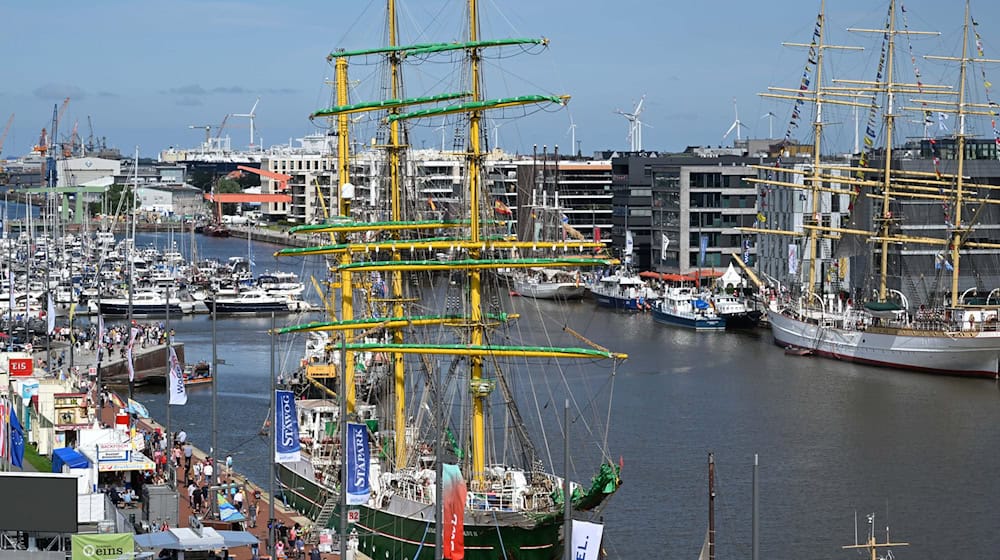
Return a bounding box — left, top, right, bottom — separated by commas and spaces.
133, 527, 258, 551
51, 447, 90, 472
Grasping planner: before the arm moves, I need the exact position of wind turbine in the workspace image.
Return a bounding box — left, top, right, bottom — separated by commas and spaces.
761, 112, 777, 139
232, 97, 260, 149
434, 119, 447, 152
566, 115, 578, 156
614, 95, 646, 152
723, 97, 748, 143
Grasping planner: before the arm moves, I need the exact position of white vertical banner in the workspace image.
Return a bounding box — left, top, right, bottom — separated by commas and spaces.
46, 294, 55, 335
168, 346, 187, 405
96, 314, 105, 361
571, 520, 604, 560
788, 244, 799, 275
126, 347, 135, 382
661, 234, 670, 261
625, 230, 634, 256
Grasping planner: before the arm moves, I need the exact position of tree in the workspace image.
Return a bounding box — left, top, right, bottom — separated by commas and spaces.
88, 183, 136, 218
215, 178, 243, 216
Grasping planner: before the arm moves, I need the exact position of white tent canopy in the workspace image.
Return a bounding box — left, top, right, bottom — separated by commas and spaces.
715, 263, 745, 289
133, 527, 257, 551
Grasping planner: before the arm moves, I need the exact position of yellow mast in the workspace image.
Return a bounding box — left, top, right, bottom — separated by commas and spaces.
805, 0, 826, 295
877, 0, 898, 302
949, 2, 971, 308
335, 54, 357, 413
467, 0, 488, 482
386, 0, 409, 471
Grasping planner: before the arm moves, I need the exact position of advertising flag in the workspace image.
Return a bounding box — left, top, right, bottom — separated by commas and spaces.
698, 235, 709, 267
168, 346, 187, 405
127, 398, 150, 419
47, 294, 55, 335
661, 234, 670, 261
10, 407, 24, 468
0, 400, 7, 459
126, 347, 135, 383
275, 390, 301, 463
625, 230, 634, 256
441, 463, 467, 560
346, 422, 371, 505
97, 315, 105, 361
571, 520, 605, 560
788, 244, 799, 275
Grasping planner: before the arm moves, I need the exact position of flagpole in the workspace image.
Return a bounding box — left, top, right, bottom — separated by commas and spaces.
211, 294, 218, 518
165, 284, 173, 500
268, 311, 276, 560
339, 334, 347, 560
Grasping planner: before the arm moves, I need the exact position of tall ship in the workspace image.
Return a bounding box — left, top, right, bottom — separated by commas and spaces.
751, 0, 1000, 377
272, 2, 623, 560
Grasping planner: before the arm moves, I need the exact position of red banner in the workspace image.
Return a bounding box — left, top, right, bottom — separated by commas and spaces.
441, 464, 466, 560
9, 358, 33, 377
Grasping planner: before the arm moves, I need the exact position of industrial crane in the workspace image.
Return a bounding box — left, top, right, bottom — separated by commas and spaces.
0, 113, 13, 157
189, 124, 213, 145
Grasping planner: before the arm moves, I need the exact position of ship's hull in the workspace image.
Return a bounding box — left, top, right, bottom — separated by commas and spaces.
652, 307, 725, 331
99, 301, 185, 317
277, 462, 566, 560
207, 300, 291, 314
769, 310, 1000, 377
720, 310, 762, 330
588, 290, 651, 311
513, 281, 586, 300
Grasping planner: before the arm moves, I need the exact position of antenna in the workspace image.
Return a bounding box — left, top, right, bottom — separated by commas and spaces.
761, 112, 776, 139
723, 97, 749, 143
614, 94, 647, 151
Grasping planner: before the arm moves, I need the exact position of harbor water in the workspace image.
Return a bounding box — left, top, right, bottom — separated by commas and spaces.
127, 234, 1000, 560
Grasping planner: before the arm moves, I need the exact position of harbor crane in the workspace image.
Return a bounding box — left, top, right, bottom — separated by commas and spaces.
0, 113, 13, 157
189, 124, 214, 145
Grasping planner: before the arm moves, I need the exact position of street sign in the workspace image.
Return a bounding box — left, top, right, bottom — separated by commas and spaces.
9, 358, 33, 377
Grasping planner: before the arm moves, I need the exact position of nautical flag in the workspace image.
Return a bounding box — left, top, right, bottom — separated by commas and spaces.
346, 422, 371, 505
217, 493, 246, 522
427, 197, 437, 212
441, 463, 467, 560
935, 252, 954, 272
594, 227, 601, 244
97, 314, 105, 362
0, 399, 7, 460
168, 346, 187, 405
126, 346, 135, 383
493, 199, 512, 216
127, 398, 150, 419
625, 231, 634, 256
571, 520, 605, 560
9, 407, 24, 469
661, 234, 670, 261
274, 390, 301, 463
788, 244, 799, 275
46, 294, 55, 335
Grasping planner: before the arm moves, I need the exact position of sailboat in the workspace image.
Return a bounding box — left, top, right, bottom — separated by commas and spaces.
272, 2, 624, 560
749, 0, 1000, 377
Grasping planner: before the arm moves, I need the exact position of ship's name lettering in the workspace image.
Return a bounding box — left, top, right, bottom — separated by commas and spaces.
280, 395, 296, 447
353, 428, 367, 485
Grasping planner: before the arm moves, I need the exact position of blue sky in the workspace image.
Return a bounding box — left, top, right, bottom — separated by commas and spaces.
2, 0, 998, 159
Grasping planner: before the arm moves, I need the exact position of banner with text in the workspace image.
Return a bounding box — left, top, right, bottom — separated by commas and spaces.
571, 520, 604, 560
345, 422, 370, 505
168, 346, 187, 405
275, 390, 301, 463
441, 463, 467, 560
71, 533, 134, 560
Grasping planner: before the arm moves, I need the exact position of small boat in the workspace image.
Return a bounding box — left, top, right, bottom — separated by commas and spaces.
206, 288, 293, 314
511, 269, 587, 300
588, 268, 659, 311
783, 346, 813, 356
183, 361, 213, 386
651, 286, 725, 331
96, 290, 192, 316
709, 293, 762, 329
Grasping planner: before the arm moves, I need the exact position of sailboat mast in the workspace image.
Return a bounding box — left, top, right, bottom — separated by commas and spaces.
805, 0, 827, 295
467, 0, 488, 481
387, 0, 409, 470
878, 1, 899, 302
335, 55, 358, 414
949, 1, 971, 308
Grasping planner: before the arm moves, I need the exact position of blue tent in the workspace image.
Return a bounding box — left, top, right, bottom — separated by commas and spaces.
52, 447, 90, 473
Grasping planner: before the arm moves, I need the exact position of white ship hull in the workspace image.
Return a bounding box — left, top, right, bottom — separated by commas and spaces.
512, 280, 586, 300
769, 310, 1000, 378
